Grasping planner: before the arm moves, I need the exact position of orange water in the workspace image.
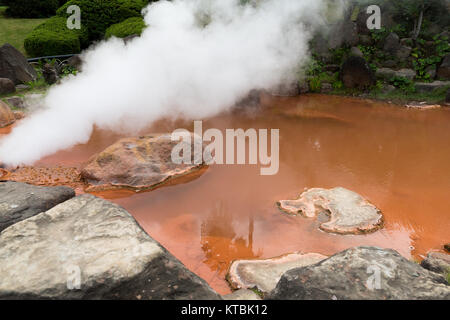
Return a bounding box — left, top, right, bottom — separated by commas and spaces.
2, 94, 449, 294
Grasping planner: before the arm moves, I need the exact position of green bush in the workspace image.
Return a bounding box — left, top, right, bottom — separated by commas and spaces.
5, 0, 59, 18
24, 16, 88, 57
105, 17, 146, 39
57, 0, 146, 40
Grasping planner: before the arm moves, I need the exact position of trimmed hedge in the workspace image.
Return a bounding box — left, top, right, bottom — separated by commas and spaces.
24, 16, 89, 57
5, 0, 59, 18
105, 17, 146, 39
57, 0, 146, 41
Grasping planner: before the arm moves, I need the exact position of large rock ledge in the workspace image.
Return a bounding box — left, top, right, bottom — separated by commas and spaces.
267, 247, 450, 300
81, 134, 206, 192
0, 181, 75, 232
277, 187, 383, 235
0, 194, 221, 300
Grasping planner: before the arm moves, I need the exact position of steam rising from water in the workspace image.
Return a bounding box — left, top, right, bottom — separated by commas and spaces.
0, 0, 342, 166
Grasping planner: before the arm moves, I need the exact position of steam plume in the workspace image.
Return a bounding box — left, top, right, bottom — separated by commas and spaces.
0, 0, 343, 166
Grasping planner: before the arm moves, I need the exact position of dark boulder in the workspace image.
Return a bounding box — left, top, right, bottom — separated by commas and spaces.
66, 55, 83, 71
0, 181, 75, 232
340, 56, 375, 89
42, 63, 58, 85
383, 32, 401, 54
437, 54, 450, 80
0, 44, 37, 85
0, 78, 15, 95
267, 246, 450, 300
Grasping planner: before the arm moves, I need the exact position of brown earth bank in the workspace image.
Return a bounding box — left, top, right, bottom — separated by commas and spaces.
1, 94, 449, 294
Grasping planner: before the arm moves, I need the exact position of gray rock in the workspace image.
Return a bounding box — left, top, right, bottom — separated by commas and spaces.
384, 33, 401, 54
321, 83, 333, 93
376, 68, 416, 81
0, 194, 221, 300
400, 38, 413, 47
223, 289, 262, 301
437, 54, 450, 80
278, 187, 384, 235
0, 44, 37, 85
66, 55, 82, 71
3, 96, 24, 109
0, 181, 75, 232
324, 64, 340, 73
415, 81, 450, 93
267, 247, 450, 300
228, 252, 327, 293
340, 56, 375, 89
396, 68, 416, 80
425, 65, 437, 80
382, 84, 396, 94
421, 252, 450, 277
42, 63, 58, 85
376, 68, 396, 80
382, 60, 397, 68
0, 78, 15, 95
350, 46, 363, 58
395, 45, 412, 60
298, 81, 309, 94
15, 84, 30, 91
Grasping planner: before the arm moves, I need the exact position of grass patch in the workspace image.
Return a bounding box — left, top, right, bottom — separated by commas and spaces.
0, 6, 49, 56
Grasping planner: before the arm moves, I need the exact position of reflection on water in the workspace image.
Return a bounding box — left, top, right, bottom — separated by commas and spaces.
201, 201, 261, 278
2, 94, 450, 294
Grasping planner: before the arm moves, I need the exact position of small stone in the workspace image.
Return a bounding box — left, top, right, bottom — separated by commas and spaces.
223, 289, 262, 300
0, 78, 15, 95
3, 96, 24, 109
227, 252, 327, 293
350, 46, 364, 58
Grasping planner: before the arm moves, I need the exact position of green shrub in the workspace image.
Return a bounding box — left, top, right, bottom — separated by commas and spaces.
105, 17, 146, 39
57, 0, 146, 40
5, 0, 59, 18
24, 16, 88, 57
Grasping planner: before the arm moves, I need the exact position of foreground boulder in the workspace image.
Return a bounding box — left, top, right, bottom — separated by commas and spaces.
0, 44, 37, 85
340, 56, 375, 89
421, 252, 450, 277
0, 182, 75, 232
227, 252, 327, 293
0, 194, 221, 300
0, 100, 15, 128
267, 247, 450, 300
0, 78, 15, 95
277, 187, 383, 235
81, 133, 206, 192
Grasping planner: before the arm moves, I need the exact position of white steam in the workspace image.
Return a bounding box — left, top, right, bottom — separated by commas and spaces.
0, 0, 341, 166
